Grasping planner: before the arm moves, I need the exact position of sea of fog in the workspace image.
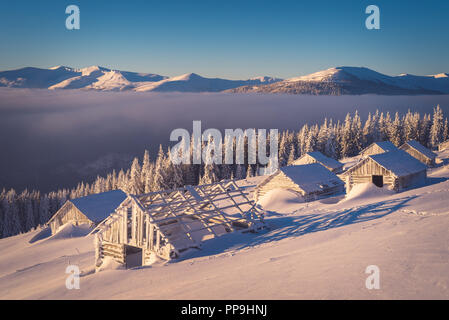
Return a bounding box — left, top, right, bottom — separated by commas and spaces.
1, 88, 449, 192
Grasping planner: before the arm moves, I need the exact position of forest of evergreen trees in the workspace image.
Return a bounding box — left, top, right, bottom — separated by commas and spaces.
1, 106, 448, 239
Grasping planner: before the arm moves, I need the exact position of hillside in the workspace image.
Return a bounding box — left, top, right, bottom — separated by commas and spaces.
1, 151, 449, 299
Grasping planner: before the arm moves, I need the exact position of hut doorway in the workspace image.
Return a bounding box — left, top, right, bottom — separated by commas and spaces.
372, 175, 383, 188
125, 245, 142, 268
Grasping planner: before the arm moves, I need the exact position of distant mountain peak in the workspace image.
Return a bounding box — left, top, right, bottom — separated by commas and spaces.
170, 73, 202, 81
1, 65, 448, 94
432, 73, 449, 78
228, 66, 449, 95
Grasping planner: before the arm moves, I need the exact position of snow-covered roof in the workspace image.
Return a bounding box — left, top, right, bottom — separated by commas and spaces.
70, 190, 128, 222
279, 164, 344, 194
362, 141, 399, 154
295, 151, 343, 170
368, 150, 427, 176
401, 140, 437, 160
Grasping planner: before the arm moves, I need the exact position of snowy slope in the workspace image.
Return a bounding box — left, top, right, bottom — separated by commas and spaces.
228, 66, 449, 95
1, 155, 449, 299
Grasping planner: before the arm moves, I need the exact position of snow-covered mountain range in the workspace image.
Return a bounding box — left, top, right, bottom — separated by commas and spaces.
228, 66, 449, 95
0, 66, 282, 92
1, 65, 449, 94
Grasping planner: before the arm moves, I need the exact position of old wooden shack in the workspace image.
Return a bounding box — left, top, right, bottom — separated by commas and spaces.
47, 190, 127, 235
360, 141, 399, 157
93, 180, 264, 269
292, 151, 344, 173
399, 140, 437, 166
254, 163, 345, 202
343, 150, 427, 192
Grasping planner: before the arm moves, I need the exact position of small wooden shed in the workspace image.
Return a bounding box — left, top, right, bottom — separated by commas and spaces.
255, 163, 345, 202
292, 151, 343, 173
343, 150, 427, 192
399, 140, 437, 166
360, 141, 399, 157
438, 140, 449, 152
47, 190, 127, 235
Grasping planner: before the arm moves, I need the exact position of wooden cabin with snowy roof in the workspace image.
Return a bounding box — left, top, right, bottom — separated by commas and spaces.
255, 163, 345, 202
292, 151, 344, 173
360, 141, 399, 157
399, 140, 437, 166
47, 190, 127, 235
343, 150, 427, 192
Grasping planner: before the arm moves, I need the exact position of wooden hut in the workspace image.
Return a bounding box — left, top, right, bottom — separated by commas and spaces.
292, 151, 343, 173
93, 180, 264, 269
47, 190, 127, 235
343, 150, 427, 192
399, 140, 437, 166
360, 141, 399, 157
254, 164, 345, 202
438, 140, 449, 152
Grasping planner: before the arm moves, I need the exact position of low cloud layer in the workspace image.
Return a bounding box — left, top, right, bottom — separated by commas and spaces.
1, 88, 449, 192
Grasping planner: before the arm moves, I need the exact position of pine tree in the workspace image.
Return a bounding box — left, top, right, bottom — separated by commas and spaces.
2, 190, 21, 237
152, 145, 168, 191
304, 126, 317, 154
287, 144, 296, 165
129, 157, 143, 194
352, 111, 363, 153
141, 150, 151, 191
419, 114, 432, 147
362, 112, 374, 146
24, 197, 35, 232
297, 124, 309, 157
443, 118, 449, 142
389, 112, 403, 146
430, 105, 444, 149
340, 113, 353, 157
38, 195, 50, 225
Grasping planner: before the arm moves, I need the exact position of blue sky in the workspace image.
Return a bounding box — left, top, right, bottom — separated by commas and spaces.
0, 0, 448, 79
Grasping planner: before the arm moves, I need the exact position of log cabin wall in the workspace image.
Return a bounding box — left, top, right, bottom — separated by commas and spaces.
396, 170, 427, 191
49, 202, 92, 234
400, 144, 434, 166
345, 158, 397, 192
255, 173, 304, 201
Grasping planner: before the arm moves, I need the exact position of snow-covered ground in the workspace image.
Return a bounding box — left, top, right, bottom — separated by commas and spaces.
1, 153, 449, 299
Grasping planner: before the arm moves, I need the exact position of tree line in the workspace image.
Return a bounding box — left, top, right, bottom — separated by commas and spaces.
1, 106, 448, 238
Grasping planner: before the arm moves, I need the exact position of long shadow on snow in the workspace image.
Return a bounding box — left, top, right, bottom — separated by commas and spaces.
178, 195, 417, 262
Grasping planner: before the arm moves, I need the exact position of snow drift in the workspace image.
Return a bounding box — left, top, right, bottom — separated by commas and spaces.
345, 182, 395, 201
